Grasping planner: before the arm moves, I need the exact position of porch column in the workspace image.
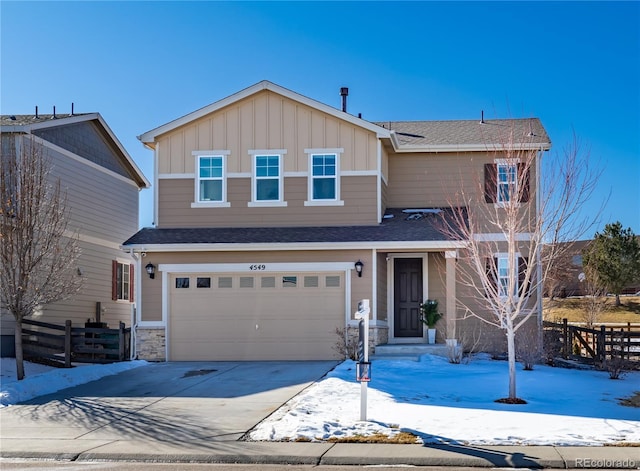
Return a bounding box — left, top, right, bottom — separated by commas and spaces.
444, 250, 457, 339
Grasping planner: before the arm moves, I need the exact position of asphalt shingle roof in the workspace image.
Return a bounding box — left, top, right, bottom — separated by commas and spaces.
123, 208, 464, 246
1, 114, 90, 126
374, 118, 550, 148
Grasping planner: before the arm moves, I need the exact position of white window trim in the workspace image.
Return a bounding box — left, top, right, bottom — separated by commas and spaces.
494, 157, 520, 208
248, 149, 287, 207
304, 149, 344, 206
192, 151, 231, 208
115, 259, 131, 303
495, 252, 521, 299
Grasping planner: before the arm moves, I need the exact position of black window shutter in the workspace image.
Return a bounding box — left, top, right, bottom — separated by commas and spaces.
485, 257, 497, 295
112, 260, 118, 301
518, 256, 530, 297
484, 164, 497, 203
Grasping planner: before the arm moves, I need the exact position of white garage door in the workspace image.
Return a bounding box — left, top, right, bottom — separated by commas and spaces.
168, 272, 345, 361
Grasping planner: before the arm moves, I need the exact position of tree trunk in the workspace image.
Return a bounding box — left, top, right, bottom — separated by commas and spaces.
14, 320, 25, 381
507, 327, 517, 399
615, 294, 621, 307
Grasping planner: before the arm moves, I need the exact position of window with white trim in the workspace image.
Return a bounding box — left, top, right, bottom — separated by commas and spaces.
192, 151, 230, 207
112, 261, 133, 301
197, 156, 224, 202
304, 148, 344, 206
497, 162, 517, 203
311, 154, 337, 200
497, 256, 512, 297
254, 154, 281, 202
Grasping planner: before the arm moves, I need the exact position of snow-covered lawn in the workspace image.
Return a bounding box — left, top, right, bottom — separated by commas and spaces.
1, 354, 638, 446
249, 354, 640, 446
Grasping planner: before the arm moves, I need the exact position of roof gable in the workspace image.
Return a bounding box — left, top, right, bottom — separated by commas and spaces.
138, 80, 390, 146
1, 113, 149, 188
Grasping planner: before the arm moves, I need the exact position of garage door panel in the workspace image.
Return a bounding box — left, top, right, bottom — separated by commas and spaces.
169, 272, 344, 361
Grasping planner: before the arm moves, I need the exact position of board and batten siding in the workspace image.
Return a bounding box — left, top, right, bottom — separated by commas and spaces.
158, 175, 378, 227
156, 90, 379, 175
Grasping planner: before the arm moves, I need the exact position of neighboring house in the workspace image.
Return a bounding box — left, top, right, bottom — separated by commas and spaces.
0, 112, 149, 356
124, 81, 551, 361
545, 239, 640, 298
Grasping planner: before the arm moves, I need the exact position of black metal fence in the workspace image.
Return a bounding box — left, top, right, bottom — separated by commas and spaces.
21, 318, 131, 367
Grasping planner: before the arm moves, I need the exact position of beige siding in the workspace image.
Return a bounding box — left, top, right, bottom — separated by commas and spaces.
158, 175, 378, 227
46, 140, 140, 242
42, 240, 134, 328
140, 249, 374, 323
156, 90, 379, 177
427, 253, 446, 304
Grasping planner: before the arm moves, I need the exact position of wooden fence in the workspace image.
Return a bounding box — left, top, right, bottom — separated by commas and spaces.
543, 319, 640, 367
21, 318, 131, 367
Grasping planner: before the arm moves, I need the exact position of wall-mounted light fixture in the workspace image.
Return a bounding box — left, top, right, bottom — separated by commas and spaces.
145, 263, 156, 279
355, 260, 364, 278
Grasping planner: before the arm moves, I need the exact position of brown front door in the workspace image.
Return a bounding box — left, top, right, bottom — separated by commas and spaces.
394, 258, 423, 338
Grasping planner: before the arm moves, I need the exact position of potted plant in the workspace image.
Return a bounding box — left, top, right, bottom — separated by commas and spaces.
419, 299, 443, 344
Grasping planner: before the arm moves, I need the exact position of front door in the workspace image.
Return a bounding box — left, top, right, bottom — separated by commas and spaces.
394, 258, 423, 338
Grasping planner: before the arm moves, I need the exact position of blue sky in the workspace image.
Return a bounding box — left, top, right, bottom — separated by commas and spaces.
2, 1, 639, 235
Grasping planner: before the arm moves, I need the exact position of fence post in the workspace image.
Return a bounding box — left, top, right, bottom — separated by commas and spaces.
119, 322, 125, 361
64, 320, 72, 367
597, 325, 606, 364
562, 318, 569, 359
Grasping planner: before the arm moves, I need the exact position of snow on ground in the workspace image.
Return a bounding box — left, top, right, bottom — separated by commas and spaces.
1, 354, 638, 446
249, 354, 640, 446
0, 357, 147, 406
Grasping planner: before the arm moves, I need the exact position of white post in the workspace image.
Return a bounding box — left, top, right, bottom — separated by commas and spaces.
355, 299, 370, 421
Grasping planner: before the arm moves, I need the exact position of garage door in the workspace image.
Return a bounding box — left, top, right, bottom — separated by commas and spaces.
169, 272, 345, 361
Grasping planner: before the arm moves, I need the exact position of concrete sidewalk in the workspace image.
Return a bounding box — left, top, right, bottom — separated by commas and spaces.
1, 438, 639, 468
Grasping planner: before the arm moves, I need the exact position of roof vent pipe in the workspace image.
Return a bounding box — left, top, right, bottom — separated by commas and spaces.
35, 106, 39, 119
53, 106, 56, 119
71, 102, 74, 115
480, 110, 485, 124
340, 87, 348, 112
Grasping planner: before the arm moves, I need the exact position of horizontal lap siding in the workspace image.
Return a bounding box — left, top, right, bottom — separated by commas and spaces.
158, 176, 377, 227
48, 143, 139, 242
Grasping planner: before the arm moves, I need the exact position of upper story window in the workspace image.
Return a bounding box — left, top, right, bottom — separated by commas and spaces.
192, 151, 230, 208
248, 150, 287, 207
484, 159, 530, 206
304, 148, 344, 207
497, 162, 517, 203
198, 156, 224, 202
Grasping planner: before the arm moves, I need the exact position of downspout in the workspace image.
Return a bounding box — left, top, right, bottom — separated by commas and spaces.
127, 249, 141, 360
376, 139, 382, 223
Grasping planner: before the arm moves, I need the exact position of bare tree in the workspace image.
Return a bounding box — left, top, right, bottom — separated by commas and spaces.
440, 129, 601, 401
0, 135, 82, 380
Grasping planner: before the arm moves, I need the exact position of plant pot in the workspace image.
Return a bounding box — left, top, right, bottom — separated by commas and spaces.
427, 328, 436, 344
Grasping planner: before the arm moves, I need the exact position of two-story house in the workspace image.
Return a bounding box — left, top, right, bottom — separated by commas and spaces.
124, 81, 550, 361
1, 112, 149, 356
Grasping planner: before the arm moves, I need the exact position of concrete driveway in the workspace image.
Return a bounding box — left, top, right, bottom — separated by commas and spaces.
0, 361, 338, 457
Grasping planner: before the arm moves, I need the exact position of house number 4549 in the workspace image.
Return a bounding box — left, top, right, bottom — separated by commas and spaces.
249, 264, 266, 271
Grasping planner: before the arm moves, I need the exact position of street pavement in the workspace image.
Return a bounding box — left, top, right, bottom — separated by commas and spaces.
1, 361, 639, 469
